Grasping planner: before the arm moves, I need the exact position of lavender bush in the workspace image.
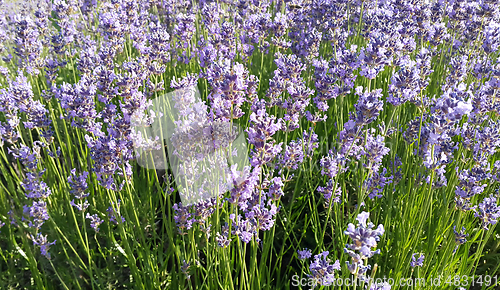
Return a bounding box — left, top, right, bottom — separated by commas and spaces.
0, 0, 499, 289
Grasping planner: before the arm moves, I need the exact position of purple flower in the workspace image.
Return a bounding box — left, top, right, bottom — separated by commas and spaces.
305, 111, 328, 124
197, 37, 217, 68
173, 12, 196, 49
307, 251, 341, 286
267, 52, 307, 106
21, 171, 52, 199
12, 16, 43, 74
192, 199, 214, 225
172, 203, 195, 234
0, 116, 20, 145
297, 248, 312, 260
181, 259, 191, 280
8, 144, 39, 171
338, 120, 364, 159
267, 177, 284, 201
281, 83, 314, 132
86, 213, 104, 232
8, 210, 16, 226
70, 200, 90, 212
278, 128, 318, 172
410, 253, 425, 268
229, 214, 256, 244
271, 12, 290, 49
84, 135, 130, 190
345, 249, 370, 276
250, 142, 283, 167
364, 168, 393, 199
24, 200, 49, 229
216, 231, 231, 248
31, 233, 56, 259
455, 167, 489, 200
279, 137, 304, 171
241, 12, 272, 55
245, 203, 279, 231
44, 58, 64, 87
369, 282, 392, 290
99, 11, 124, 42
201, 2, 221, 35
54, 76, 99, 133
344, 212, 384, 277
170, 73, 199, 116
432, 84, 473, 126
76, 38, 97, 76
363, 133, 390, 173
388, 60, 422, 106
345, 212, 385, 258
454, 227, 468, 246
93, 65, 117, 104
246, 99, 282, 148
205, 59, 257, 121
358, 31, 394, 80
318, 180, 341, 207
320, 150, 346, 179
146, 21, 171, 63
453, 226, 468, 252
68, 169, 90, 200
493, 161, 500, 182
2, 72, 51, 135
107, 200, 125, 225
312, 58, 340, 111
474, 195, 500, 230
470, 120, 500, 159
229, 166, 260, 211
354, 87, 384, 126
312, 45, 359, 111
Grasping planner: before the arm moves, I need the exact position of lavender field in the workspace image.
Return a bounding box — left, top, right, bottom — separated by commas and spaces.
0, 0, 499, 289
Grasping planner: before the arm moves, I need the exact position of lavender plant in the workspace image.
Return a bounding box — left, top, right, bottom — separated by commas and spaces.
0, 0, 499, 289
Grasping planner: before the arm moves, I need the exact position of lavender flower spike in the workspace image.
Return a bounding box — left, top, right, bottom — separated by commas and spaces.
410, 253, 425, 268
297, 248, 312, 260
31, 233, 56, 259
345, 212, 385, 258
344, 211, 385, 278
86, 213, 104, 232
474, 195, 500, 230
453, 226, 469, 253
68, 169, 90, 200
307, 251, 341, 286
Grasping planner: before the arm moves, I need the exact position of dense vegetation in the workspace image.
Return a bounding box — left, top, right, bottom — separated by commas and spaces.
0, 0, 499, 289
